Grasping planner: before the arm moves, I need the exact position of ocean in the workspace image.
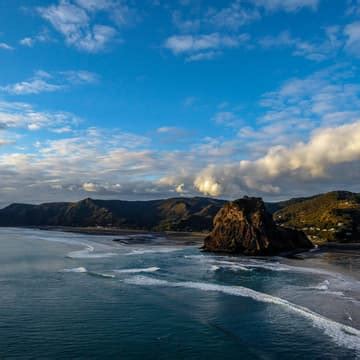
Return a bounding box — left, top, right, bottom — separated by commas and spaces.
0, 228, 359, 359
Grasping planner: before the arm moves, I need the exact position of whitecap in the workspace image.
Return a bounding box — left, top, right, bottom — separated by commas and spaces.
87, 271, 115, 279
124, 248, 183, 256
113, 267, 160, 274
67, 245, 116, 259
210, 265, 220, 271
62, 267, 87, 273
314, 280, 330, 291
124, 276, 360, 352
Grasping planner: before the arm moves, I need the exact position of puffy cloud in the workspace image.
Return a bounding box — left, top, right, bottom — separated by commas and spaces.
0, 63, 359, 205
194, 173, 222, 196
194, 121, 360, 198
38, 0, 134, 52
82, 182, 99, 192
19, 38, 35, 47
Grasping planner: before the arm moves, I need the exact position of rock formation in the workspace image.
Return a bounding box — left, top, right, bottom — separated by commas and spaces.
203, 197, 313, 255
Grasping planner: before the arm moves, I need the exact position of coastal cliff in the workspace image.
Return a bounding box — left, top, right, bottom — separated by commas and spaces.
204, 197, 313, 255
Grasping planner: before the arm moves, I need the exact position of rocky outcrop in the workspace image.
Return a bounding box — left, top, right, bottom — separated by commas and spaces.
203, 197, 313, 255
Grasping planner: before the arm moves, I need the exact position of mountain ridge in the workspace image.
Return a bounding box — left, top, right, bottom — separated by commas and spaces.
0, 191, 359, 243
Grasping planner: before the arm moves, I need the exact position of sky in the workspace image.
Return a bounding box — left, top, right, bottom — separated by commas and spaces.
0, 0, 360, 206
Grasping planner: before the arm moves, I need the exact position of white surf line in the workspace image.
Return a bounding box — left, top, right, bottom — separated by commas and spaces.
185, 255, 360, 287
67, 244, 116, 259
62, 267, 115, 278
124, 248, 183, 256
26, 233, 117, 259
113, 267, 160, 274
62, 267, 87, 273
124, 276, 360, 352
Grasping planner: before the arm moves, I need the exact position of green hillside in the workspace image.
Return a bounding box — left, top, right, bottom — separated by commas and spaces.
273, 191, 360, 244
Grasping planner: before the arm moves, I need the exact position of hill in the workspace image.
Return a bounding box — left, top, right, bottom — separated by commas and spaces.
0, 191, 359, 244
0, 197, 226, 232
273, 191, 360, 244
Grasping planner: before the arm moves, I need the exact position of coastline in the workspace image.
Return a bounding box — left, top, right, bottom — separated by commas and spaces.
35, 225, 207, 245
32, 226, 360, 253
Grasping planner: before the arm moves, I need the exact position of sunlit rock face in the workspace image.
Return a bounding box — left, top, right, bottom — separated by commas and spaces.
204, 197, 313, 255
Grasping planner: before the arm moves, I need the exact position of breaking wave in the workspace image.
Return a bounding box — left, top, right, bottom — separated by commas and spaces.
124, 276, 360, 352
63, 267, 87, 273
62, 267, 115, 278
113, 267, 160, 274
67, 245, 116, 259
124, 248, 183, 256
87, 272, 115, 279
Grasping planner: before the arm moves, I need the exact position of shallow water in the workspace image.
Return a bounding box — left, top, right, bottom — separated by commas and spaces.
0, 228, 359, 359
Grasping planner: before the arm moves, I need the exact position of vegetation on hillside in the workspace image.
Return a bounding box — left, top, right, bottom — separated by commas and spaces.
0, 197, 225, 232
273, 191, 360, 244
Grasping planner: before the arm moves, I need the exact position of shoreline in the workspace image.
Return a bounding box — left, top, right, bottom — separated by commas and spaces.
35, 225, 207, 245
2, 225, 360, 254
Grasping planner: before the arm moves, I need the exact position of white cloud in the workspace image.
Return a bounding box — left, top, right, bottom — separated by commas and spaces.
207, 1, 260, 30
171, 0, 320, 36
194, 172, 222, 196
60, 70, 100, 84
20, 37, 35, 47
252, 0, 320, 12
1, 79, 64, 95
1, 69, 99, 95
0, 42, 14, 50
194, 120, 360, 198
164, 33, 249, 61
157, 126, 181, 134
259, 28, 342, 61
19, 30, 53, 47
0, 100, 80, 132
37, 0, 127, 52
156, 126, 192, 142
344, 21, 360, 57
213, 111, 242, 127
186, 50, 221, 62
82, 182, 99, 192
74, 0, 113, 11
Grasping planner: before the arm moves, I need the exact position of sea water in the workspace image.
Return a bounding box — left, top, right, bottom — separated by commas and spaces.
0, 228, 359, 359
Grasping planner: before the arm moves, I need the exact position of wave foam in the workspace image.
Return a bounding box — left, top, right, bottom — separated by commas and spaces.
124, 248, 182, 256
67, 245, 116, 259
113, 267, 160, 274
63, 267, 87, 273
87, 271, 115, 279
124, 276, 360, 352
62, 267, 114, 278
314, 280, 330, 291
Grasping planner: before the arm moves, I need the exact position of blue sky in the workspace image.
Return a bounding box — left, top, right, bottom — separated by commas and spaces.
0, 0, 360, 205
